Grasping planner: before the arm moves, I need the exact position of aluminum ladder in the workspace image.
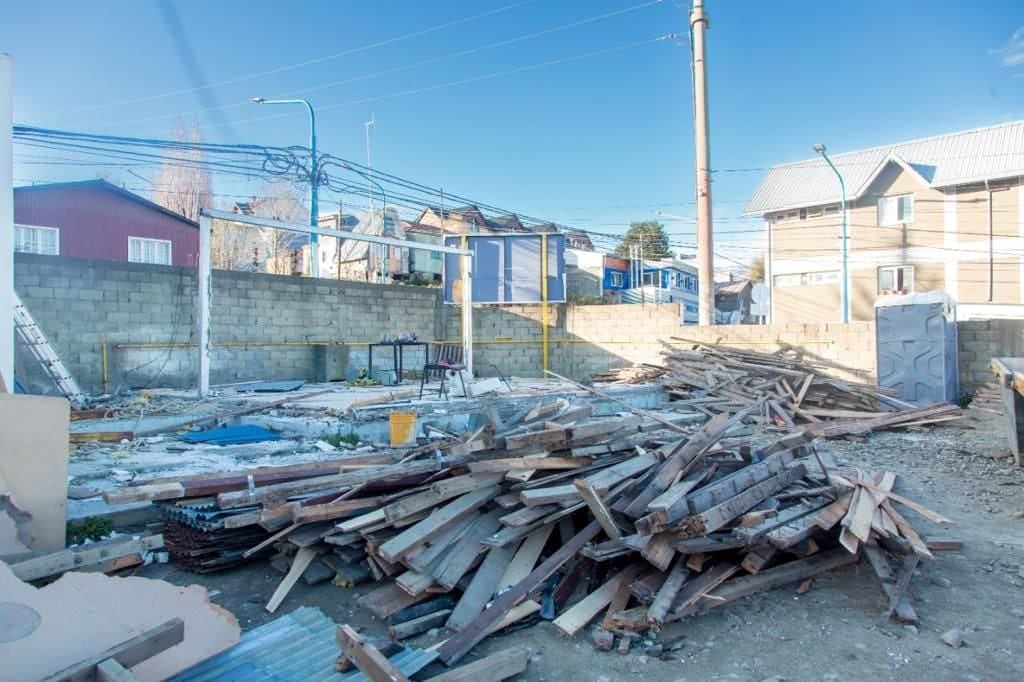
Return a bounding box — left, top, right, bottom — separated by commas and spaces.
12, 292, 88, 407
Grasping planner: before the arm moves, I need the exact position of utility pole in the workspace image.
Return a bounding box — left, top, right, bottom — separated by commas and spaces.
691, 0, 714, 326
0, 54, 12, 391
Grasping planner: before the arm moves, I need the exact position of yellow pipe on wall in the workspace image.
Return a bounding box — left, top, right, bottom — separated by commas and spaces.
101, 341, 108, 393
541, 233, 549, 372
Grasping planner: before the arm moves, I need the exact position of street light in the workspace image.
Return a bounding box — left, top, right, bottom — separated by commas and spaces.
813, 143, 850, 323
251, 97, 320, 277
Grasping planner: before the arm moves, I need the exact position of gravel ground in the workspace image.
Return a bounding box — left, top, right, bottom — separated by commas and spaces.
140, 407, 1024, 681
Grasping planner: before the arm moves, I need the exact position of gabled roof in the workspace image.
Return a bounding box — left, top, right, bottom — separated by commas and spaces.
15, 179, 199, 227
744, 120, 1024, 215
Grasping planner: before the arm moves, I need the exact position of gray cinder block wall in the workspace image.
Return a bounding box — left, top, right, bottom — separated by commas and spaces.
13, 254, 441, 393
14, 254, 1017, 397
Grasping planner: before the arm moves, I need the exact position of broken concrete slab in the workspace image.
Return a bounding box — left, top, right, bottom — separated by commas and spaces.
0, 561, 239, 681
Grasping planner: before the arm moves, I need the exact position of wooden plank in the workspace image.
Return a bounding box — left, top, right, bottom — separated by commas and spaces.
425, 646, 530, 682
12, 535, 165, 582
552, 567, 631, 636
602, 564, 642, 629
646, 558, 690, 626
667, 562, 740, 620
740, 545, 778, 574
923, 535, 962, 551
434, 511, 503, 590
574, 479, 621, 540
877, 553, 920, 625
95, 659, 137, 682
863, 543, 918, 624
437, 521, 602, 666
447, 544, 517, 631
266, 547, 316, 613
497, 525, 554, 591
407, 515, 478, 574
42, 619, 185, 682
468, 457, 585, 473
499, 505, 557, 527
519, 485, 578, 507
674, 465, 807, 538
881, 500, 934, 559
814, 492, 854, 530
389, 610, 453, 640
337, 625, 410, 682
379, 486, 499, 563
672, 549, 858, 619
383, 474, 502, 523
358, 582, 428, 619
639, 532, 676, 572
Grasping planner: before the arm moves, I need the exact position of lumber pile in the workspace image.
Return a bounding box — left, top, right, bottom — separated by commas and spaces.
103, 396, 956, 668
971, 380, 1003, 415
592, 364, 666, 385
605, 339, 964, 433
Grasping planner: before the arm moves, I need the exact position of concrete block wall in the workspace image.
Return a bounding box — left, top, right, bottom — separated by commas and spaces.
443, 303, 683, 378
677, 321, 879, 384
957, 319, 1024, 393
14, 254, 441, 393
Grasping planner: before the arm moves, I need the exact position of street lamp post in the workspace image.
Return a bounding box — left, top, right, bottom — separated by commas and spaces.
813, 143, 849, 323
251, 97, 319, 277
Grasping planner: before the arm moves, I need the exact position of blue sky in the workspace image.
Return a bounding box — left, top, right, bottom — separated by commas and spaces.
4, 0, 1024, 263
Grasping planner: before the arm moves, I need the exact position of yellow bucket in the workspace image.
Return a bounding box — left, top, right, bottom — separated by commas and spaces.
389, 411, 418, 446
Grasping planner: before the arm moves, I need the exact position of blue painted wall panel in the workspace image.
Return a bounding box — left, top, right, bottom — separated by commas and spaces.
444, 234, 565, 304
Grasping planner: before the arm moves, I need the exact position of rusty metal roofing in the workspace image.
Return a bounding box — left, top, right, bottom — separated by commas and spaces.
744, 120, 1024, 215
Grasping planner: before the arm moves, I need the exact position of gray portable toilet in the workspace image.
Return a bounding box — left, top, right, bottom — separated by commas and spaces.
874, 291, 959, 405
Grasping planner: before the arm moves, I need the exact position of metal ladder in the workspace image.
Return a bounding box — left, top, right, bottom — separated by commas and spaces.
12, 292, 88, 407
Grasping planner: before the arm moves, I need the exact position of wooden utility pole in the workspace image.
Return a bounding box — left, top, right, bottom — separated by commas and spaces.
691, 0, 714, 326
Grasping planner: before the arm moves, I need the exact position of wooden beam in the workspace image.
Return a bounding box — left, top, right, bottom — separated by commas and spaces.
437, 521, 602, 666
424, 646, 530, 682
646, 558, 690, 626
337, 625, 410, 682
574, 479, 621, 540
552, 567, 631, 636
447, 544, 517, 631
266, 547, 316, 613
379, 486, 498, 563
497, 525, 554, 591
12, 535, 165, 582
42, 619, 185, 682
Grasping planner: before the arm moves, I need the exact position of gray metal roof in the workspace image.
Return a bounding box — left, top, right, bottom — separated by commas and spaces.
744, 120, 1024, 215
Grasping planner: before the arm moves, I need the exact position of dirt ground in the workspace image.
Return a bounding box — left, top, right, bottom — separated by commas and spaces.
139, 407, 1024, 681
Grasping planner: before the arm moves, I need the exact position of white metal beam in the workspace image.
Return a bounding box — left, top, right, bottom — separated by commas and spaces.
0, 54, 13, 392
197, 215, 212, 398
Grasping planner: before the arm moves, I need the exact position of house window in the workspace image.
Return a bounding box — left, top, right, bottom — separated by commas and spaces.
805, 206, 824, 219
775, 210, 801, 223
128, 237, 172, 265
685, 303, 698, 313
823, 204, 841, 216
609, 272, 624, 287
431, 251, 441, 262
878, 265, 914, 294
14, 225, 59, 255
877, 194, 914, 226
805, 271, 839, 285
642, 271, 659, 287
774, 274, 802, 288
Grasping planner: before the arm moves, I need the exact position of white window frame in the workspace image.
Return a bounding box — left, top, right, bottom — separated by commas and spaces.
805, 206, 824, 219
128, 236, 173, 265
609, 271, 624, 287
878, 265, 914, 294
14, 224, 60, 255
823, 204, 841, 216
775, 210, 801, 224
877, 194, 914, 226
642, 271, 659, 287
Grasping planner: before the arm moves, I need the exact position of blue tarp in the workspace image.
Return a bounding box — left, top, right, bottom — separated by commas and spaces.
178, 424, 282, 445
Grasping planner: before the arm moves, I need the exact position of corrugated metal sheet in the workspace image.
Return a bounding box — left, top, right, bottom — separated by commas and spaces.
14, 180, 200, 266
745, 120, 1024, 214
172, 607, 438, 682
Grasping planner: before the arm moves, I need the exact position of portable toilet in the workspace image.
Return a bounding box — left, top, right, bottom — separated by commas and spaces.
874, 291, 959, 405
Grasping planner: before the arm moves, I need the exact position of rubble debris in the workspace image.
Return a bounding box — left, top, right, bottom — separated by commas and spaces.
0, 561, 239, 680
99, 392, 956, 668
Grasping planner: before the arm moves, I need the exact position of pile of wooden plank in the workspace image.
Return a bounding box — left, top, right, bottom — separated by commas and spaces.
596, 339, 964, 433
102, 394, 956, 669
